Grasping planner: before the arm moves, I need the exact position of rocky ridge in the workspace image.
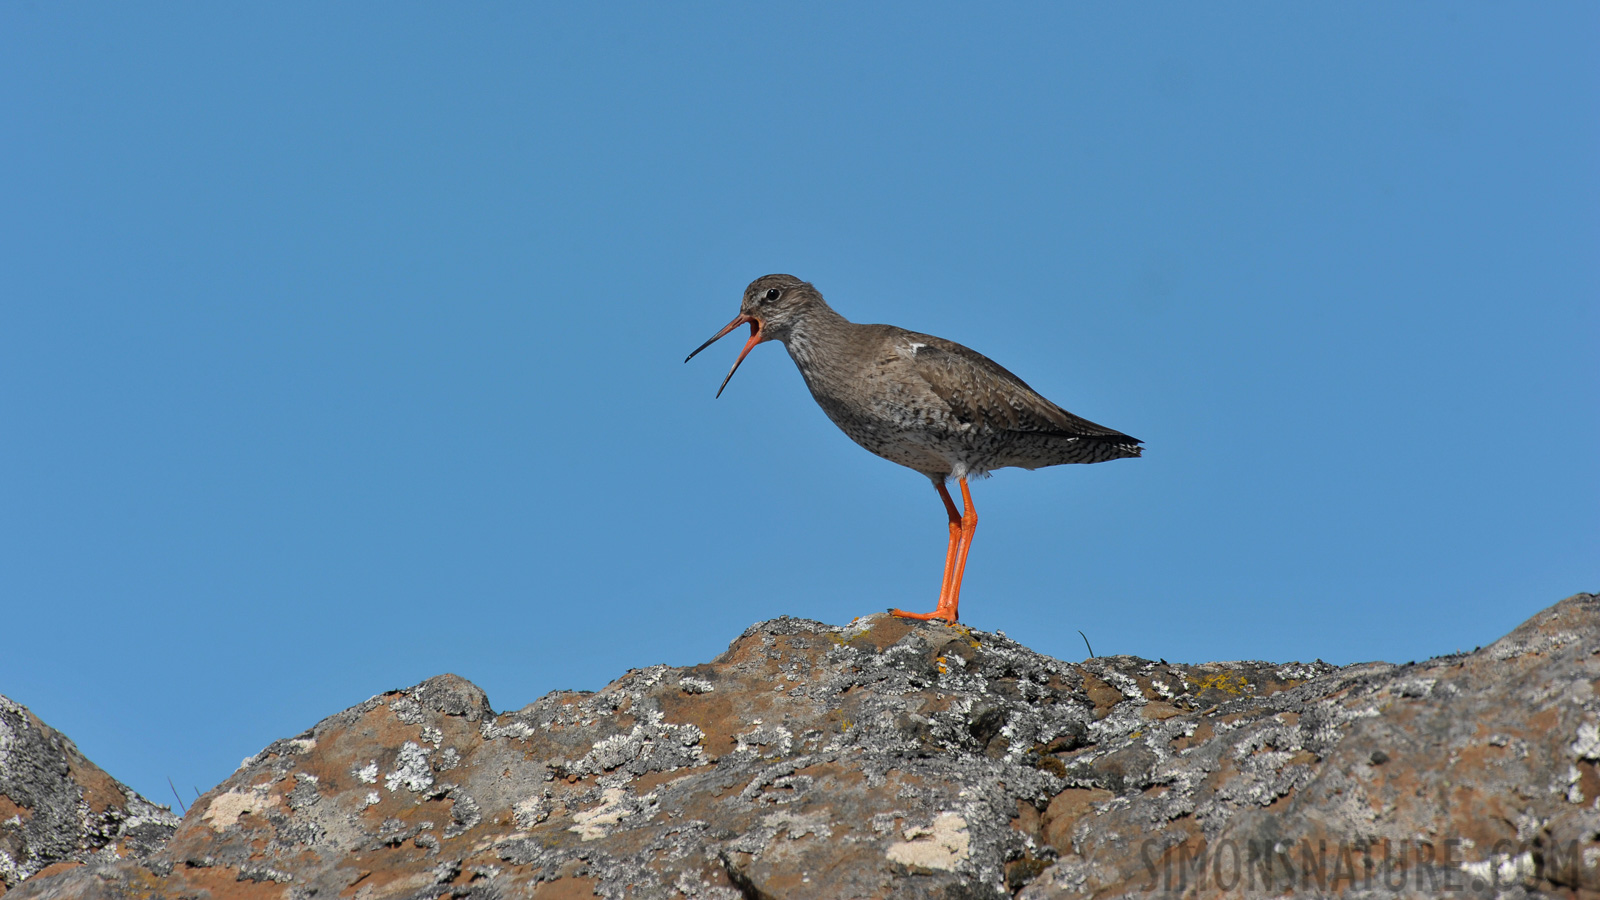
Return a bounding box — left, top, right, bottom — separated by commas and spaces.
5, 592, 1599, 899
0, 695, 177, 893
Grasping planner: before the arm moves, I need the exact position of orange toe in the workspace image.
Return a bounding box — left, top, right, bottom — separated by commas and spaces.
888, 607, 958, 623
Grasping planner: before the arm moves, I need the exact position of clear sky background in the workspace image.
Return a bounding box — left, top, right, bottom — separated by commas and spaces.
2, 4, 1595, 808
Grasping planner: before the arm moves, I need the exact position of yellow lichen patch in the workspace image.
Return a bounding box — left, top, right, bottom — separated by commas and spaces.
948, 624, 982, 651
1188, 672, 1250, 696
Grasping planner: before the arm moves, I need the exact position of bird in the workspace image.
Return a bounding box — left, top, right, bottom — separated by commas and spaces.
686, 274, 1141, 623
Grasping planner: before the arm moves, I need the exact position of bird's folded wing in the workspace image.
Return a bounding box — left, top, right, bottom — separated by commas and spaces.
908, 338, 1139, 442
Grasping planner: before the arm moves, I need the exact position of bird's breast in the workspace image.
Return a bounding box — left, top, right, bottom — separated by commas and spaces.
785, 345, 975, 476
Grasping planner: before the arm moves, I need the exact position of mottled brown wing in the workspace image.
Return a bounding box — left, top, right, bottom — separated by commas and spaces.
907, 335, 1140, 442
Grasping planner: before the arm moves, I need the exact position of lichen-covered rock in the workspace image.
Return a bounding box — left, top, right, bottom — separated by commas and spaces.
0, 695, 178, 894
1018, 592, 1600, 900
9, 593, 1599, 899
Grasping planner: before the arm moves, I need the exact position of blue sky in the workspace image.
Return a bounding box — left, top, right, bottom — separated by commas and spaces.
2, 4, 1595, 806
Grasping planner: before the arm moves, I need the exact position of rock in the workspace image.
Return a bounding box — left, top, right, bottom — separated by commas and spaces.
1018, 592, 1600, 900
8, 592, 1599, 899
0, 695, 178, 894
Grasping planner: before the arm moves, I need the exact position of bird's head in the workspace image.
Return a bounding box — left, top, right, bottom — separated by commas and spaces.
684, 274, 822, 397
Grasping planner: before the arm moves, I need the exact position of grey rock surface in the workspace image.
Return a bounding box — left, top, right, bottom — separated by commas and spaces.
8, 592, 1600, 899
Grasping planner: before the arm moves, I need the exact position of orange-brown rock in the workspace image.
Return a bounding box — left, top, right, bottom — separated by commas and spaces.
8, 593, 1600, 899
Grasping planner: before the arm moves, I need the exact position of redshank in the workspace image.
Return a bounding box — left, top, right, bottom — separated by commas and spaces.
686, 274, 1141, 623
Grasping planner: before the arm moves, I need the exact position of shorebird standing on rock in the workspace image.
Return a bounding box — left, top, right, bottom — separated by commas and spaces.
687, 274, 1141, 623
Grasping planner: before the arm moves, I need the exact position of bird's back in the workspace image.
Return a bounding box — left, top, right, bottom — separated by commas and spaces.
783, 318, 1141, 480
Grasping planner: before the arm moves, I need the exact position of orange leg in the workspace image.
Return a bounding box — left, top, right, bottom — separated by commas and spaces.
890, 477, 977, 623
946, 478, 978, 618
934, 482, 963, 610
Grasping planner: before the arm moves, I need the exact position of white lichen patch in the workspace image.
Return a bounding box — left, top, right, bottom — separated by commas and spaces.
1571, 722, 1600, 760
388, 697, 426, 725
1487, 629, 1578, 661
385, 741, 434, 793
1394, 678, 1437, 699
886, 812, 971, 872
584, 732, 649, 772
569, 787, 633, 841
202, 783, 280, 829
1461, 850, 1536, 885
1147, 674, 1177, 699
762, 808, 834, 841
836, 616, 879, 644
286, 738, 316, 753
679, 677, 714, 694
364, 791, 381, 807
1099, 670, 1144, 701
870, 812, 905, 835
354, 761, 379, 784
568, 708, 706, 777
0, 850, 25, 888
513, 795, 550, 829
735, 723, 793, 757
481, 718, 538, 741
0, 709, 18, 761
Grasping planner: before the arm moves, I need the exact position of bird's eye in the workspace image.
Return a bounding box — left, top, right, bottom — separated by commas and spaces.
763, 288, 780, 302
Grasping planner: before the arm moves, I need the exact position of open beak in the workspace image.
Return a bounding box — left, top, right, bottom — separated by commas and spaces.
684, 313, 762, 398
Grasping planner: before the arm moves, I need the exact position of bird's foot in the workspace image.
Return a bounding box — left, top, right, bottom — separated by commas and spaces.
888, 607, 958, 624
